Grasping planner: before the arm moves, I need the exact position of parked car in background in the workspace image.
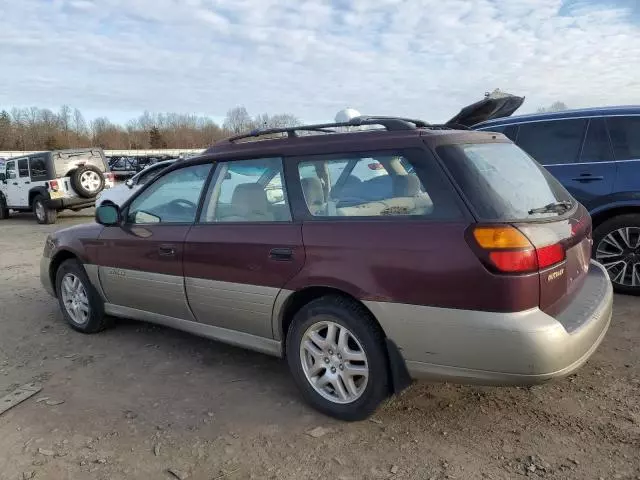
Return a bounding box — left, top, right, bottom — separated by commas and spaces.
97, 160, 176, 207
0, 148, 114, 223
41, 113, 611, 420
475, 106, 640, 294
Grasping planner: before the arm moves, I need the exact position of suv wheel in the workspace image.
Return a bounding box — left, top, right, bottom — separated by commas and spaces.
0, 195, 9, 219
594, 214, 640, 295
72, 165, 105, 198
55, 259, 110, 333
286, 296, 389, 421
33, 195, 57, 224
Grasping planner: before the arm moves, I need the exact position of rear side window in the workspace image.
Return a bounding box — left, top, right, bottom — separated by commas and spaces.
438, 142, 574, 221
29, 156, 48, 180
607, 116, 640, 161
517, 119, 587, 165
18, 159, 29, 177
581, 118, 613, 163
296, 149, 463, 220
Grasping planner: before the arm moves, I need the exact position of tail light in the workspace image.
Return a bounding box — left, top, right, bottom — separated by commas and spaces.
368, 162, 384, 170
472, 226, 565, 273
49, 180, 59, 191
105, 172, 115, 182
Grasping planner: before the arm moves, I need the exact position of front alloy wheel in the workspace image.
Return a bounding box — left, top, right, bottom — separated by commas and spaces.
60, 272, 91, 326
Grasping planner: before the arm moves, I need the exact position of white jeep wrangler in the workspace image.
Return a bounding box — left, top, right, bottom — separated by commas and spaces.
0, 148, 114, 224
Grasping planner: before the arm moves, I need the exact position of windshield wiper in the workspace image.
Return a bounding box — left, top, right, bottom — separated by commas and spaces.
528, 201, 572, 215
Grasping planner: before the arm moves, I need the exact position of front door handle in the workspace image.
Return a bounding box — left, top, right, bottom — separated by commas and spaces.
158, 245, 176, 257
269, 247, 293, 261
572, 174, 604, 183
12, 182, 18, 185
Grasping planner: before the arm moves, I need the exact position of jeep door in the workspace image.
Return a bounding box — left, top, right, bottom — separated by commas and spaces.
96, 162, 213, 319
4, 160, 22, 207
183, 157, 305, 341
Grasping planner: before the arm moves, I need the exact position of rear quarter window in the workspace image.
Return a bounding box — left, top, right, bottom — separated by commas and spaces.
437, 142, 574, 221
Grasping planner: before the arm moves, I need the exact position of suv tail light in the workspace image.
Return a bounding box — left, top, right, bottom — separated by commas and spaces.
368, 162, 384, 170
472, 226, 565, 273
105, 172, 115, 182
49, 180, 59, 191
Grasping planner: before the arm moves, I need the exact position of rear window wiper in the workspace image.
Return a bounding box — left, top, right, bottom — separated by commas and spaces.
528, 201, 572, 215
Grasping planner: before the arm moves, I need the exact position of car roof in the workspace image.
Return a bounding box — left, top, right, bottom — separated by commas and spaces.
188, 116, 503, 164
474, 105, 640, 128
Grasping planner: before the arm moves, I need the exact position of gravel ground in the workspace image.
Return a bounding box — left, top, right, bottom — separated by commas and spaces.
0, 211, 639, 480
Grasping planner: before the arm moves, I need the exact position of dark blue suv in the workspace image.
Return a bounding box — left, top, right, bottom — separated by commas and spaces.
474, 107, 640, 295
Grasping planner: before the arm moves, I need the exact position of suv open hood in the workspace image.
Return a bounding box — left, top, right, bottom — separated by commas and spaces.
446, 90, 524, 127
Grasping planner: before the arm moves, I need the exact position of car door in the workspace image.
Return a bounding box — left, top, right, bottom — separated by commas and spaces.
96, 162, 213, 319
4, 160, 21, 207
183, 157, 305, 341
607, 115, 640, 195
516, 118, 615, 209
15, 158, 32, 206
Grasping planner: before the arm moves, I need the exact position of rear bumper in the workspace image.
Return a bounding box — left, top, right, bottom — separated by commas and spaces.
365, 261, 613, 385
45, 196, 95, 210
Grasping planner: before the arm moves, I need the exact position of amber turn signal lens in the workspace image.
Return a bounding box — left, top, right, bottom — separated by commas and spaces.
473, 226, 532, 249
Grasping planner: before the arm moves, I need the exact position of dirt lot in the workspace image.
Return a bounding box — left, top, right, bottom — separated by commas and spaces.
0, 212, 639, 480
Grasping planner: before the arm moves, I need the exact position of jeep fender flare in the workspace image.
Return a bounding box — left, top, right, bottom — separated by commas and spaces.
28, 186, 50, 206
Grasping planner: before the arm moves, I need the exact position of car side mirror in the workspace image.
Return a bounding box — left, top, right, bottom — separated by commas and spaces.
95, 204, 121, 226
125, 179, 134, 188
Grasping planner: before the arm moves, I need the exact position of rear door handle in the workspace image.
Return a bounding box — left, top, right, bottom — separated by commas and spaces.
269, 247, 293, 261
12, 182, 18, 185
158, 245, 176, 257
572, 174, 604, 183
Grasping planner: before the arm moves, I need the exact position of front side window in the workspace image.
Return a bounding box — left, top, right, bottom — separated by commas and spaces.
6, 161, 16, 179
608, 116, 640, 161
29, 156, 48, 180
297, 150, 462, 219
18, 159, 29, 177
517, 119, 587, 165
581, 118, 613, 163
127, 163, 212, 224
201, 157, 291, 223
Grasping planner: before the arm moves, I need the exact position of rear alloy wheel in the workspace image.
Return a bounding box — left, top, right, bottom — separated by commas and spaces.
594, 214, 640, 295
286, 296, 389, 421
33, 195, 57, 224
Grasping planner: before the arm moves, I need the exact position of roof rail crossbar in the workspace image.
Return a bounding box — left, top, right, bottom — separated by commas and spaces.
224, 115, 431, 143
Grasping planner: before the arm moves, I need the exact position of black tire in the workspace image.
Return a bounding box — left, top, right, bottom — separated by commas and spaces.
55, 259, 110, 333
593, 213, 640, 296
71, 165, 105, 198
286, 295, 390, 421
33, 195, 57, 224
0, 195, 9, 219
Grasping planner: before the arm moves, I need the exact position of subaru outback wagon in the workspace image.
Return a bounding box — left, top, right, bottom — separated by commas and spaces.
41, 113, 612, 420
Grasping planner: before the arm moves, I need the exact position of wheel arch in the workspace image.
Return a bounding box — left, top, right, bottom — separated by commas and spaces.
49, 249, 80, 296
591, 203, 640, 230
28, 186, 49, 207
275, 285, 411, 394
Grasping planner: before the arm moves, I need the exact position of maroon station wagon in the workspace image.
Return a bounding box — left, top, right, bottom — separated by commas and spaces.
40, 115, 613, 420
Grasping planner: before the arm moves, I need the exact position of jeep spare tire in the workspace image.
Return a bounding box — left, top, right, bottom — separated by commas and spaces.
71, 165, 105, 198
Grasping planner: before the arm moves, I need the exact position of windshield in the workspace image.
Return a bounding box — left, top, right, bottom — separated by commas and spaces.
437, 142, 575, 221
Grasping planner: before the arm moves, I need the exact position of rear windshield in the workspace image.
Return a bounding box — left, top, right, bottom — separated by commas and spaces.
437, 142, 574, 221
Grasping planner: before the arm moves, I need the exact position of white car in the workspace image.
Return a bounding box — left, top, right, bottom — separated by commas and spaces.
96, 160, 176, 207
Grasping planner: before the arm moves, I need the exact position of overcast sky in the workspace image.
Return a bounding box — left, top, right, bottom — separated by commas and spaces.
1, 0, 639, 125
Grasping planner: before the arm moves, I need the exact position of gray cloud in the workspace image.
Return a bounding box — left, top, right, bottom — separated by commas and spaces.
0, 0, 639, 123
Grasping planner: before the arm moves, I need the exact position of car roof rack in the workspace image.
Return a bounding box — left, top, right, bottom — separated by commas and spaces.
222, 115, 463, 144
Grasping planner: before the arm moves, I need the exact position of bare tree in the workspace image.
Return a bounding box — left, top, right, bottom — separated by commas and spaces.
223, 106, 254, 134
537, 101, 568, 113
